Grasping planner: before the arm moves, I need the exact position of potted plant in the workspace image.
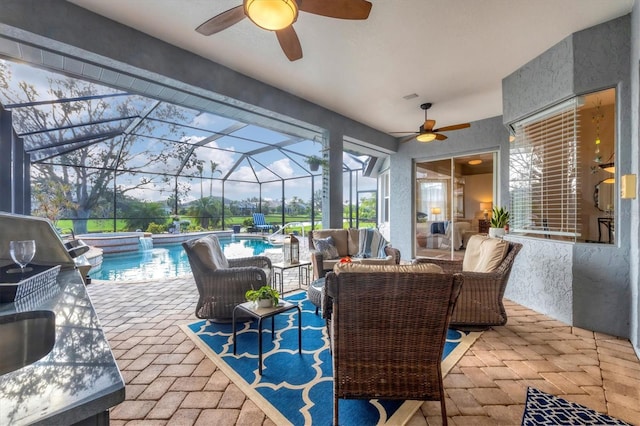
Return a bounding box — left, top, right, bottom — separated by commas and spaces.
245, 285, 280, 308
489, 206, 510, 238
305, 155, 328, 172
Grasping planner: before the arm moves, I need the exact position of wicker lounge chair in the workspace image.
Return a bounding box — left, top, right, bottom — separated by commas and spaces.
414, 237, 522, 330
326, 263, 463, 426
183, 234, 272, 322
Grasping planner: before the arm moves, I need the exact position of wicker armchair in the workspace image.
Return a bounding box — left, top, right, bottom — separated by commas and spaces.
326, 264, 463, 426
183, 235, 272, 322
413, 240, 522, 330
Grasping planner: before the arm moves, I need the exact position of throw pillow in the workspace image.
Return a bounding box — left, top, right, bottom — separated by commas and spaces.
355, 228, 388, 258
314, 236, 340, 260
462, 234, 509, 273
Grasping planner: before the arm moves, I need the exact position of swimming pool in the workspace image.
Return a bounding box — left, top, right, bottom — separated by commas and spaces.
91, 237, 276, 281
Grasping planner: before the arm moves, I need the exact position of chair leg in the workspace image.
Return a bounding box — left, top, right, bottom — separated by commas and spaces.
333, 395, 339, 426
440, 395, 448, 426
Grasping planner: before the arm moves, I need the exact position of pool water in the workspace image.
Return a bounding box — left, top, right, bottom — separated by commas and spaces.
91, 237, 275, 281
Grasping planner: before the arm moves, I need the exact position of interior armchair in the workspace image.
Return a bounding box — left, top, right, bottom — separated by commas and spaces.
414, 234, 522, 330
182, 234, 272, 322
325, 263, 463, 426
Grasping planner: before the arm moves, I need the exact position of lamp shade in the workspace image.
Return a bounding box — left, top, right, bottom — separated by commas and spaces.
283, 233, 299, 264
479, 202, 492, 211
245, 0, 298, 31
416, 132, 437, 143
430, 207, 441, 215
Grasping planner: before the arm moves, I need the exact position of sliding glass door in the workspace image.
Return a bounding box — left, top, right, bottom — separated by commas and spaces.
415, 153, 496, 258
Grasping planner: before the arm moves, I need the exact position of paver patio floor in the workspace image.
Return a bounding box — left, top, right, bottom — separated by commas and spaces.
87, 273, 640, 425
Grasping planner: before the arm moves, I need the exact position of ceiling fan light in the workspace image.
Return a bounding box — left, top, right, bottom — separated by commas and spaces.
245, 0, 298, 31
416, 132, 437, 142
468, 159, 482, 165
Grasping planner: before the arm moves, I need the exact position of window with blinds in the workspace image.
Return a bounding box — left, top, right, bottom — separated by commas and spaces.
509, 98, 581, 239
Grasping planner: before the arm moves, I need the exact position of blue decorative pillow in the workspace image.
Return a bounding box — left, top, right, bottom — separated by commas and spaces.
313, 237, 340, 260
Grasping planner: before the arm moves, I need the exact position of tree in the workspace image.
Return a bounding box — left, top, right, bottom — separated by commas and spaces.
188, 197, 223, 229
121, 200, 168, 231
32, 180, 77, 227
0, 61, 200, 233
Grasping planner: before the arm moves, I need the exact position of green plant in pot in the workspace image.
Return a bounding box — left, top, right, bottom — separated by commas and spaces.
489, 206, 510, 238
305, 155, 328, 172
245, 285, 279, 308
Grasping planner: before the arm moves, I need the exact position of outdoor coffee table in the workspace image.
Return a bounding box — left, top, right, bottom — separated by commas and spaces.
232, 300, 301, 375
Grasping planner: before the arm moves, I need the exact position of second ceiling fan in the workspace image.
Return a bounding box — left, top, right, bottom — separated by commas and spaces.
395, 103, 471, 143
195, 0, 373, 62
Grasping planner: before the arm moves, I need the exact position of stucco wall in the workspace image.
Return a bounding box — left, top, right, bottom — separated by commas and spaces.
502, 15, 632, 339
504, 236, 573, 325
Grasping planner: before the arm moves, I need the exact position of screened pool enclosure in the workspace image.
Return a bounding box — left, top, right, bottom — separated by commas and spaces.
0, 59, 379, 234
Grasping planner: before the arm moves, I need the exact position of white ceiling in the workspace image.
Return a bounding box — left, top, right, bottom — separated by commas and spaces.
68, 0, 633, 138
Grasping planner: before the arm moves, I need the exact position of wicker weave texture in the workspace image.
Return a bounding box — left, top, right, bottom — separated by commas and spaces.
326, 270, 463, 425
183, 236, 272, 321
414, 242, 522, 329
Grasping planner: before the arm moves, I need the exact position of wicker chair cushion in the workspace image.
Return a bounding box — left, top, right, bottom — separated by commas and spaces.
192, 236, 229, 271
312, 229, 349, 256
313, 236, 340, 260
462, 234, 509, 273
334, 262, 443, 274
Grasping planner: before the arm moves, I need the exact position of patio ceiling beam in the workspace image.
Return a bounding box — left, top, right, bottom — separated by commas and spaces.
26, 129, 123, 153
17, 114, 139, 137
3, 92, 129, 109
175, 122, 248, 177
34, 134, 118, 163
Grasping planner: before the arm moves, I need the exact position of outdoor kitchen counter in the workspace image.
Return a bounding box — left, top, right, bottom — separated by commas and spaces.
0, 268, 125, 425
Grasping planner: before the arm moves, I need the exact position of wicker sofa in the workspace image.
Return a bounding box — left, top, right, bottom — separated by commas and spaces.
308, 228, 401, 280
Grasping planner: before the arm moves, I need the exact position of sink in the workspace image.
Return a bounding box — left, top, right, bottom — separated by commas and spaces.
0, 310, 55, 376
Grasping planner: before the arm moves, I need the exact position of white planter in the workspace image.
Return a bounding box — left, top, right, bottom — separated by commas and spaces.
257, 299, 273, 308
488, 228, 506, 239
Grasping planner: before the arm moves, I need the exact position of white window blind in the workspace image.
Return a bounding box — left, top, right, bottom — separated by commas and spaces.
510, 99, 581, 238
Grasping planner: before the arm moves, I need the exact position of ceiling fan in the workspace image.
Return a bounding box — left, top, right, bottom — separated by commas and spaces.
195, 0, 373, 62
394, 103, 471, 143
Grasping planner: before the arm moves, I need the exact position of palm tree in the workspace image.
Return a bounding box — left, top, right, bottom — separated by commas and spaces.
209, 161, 220, 197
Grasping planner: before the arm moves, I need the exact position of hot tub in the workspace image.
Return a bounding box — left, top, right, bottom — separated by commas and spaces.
75, 232, 145, 254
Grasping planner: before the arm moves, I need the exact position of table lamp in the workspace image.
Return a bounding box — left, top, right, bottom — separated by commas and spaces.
480, 202, 492, 219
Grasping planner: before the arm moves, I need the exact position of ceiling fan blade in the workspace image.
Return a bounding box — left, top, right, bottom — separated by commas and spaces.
399, 134, 418, 143
433, 123, 471, 132
196, 5, 245, 35
298, 0, 372, 19
276, 26, 303, 61
423, 119, 436, 131
435, 133, 448, 141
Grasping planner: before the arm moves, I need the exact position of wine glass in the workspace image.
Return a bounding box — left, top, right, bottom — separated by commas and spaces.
9, 240, 36, 274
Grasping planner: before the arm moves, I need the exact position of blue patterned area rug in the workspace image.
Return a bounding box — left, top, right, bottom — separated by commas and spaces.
181, 291, 481, 426
521, 387, 631, 426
